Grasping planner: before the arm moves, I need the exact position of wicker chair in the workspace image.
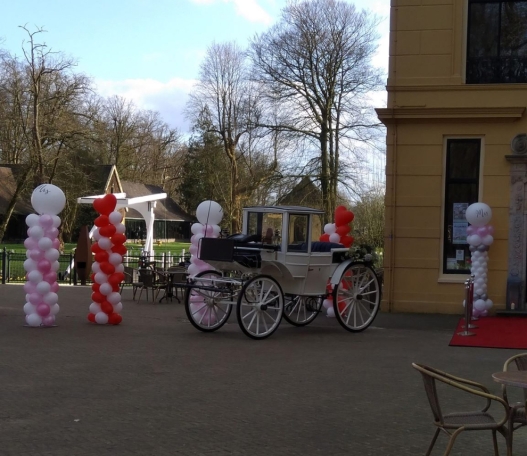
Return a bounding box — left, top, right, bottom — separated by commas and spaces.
502, 353, 527, 450
123, 266, 142, 300
412, 363, 511, 456
137, 269, 165, 302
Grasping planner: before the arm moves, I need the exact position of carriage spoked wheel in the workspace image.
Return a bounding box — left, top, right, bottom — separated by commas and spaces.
283, 295, 322, 326
184, 270, 233, 332
236, 274, 284, 339
332, 262, 381, 332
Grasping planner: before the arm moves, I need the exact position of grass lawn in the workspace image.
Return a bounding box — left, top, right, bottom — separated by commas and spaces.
0, 241, 191, 254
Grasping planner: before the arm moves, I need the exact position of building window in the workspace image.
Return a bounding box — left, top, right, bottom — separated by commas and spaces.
443, 139, 481, 274
467, 0, 527, 83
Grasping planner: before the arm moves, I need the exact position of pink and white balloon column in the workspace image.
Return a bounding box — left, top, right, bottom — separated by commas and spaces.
187, 200, 224, 277
23, 184, 66, 327
465, 202, 494, 317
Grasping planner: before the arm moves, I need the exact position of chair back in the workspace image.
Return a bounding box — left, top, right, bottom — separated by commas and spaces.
412, 363, 444, 424
139, 269, 155, 287
504, 353, 527, 403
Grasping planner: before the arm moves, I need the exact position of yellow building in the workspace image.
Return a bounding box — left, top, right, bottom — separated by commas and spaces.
376, 0, 527, 314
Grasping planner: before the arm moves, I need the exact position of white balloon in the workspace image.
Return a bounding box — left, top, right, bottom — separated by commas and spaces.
196, 200, 223, 225
109, 211, 123, 224
465, 202, 492, 227
191, 233, 204, 245
44, 248, 60, 262
115, 223, 126, 234
326, 307, 335, 317
31, 184, 66, 215
89, 302, 101, 314
109, 253, 122, 265
324, 223, 336, 234
50, 303, 60, 315
27, 270, 43, 284
94, 272, 108, 284
474, 299, 486, 311
51, 215, 61, 228
191, 223, 204, 235
26, 313, 42, 327
114, 264, 124, 273
187, 263, 200, 277
51, 261, 60, 272
98, 237, 112, 250
24, 302, 37, 315
113, 302, 123, 313
28, 225, 44, 240
322, 299, 332, 309
468, 235, 482, 246
26, 214, 40, 227
99, 282, 113, 295
329, 233, 341, 243
92, 228, 101, 241
38, 237, 53, 251
36, 281, 51, 295
43, 292, 58, 305
485, 299, 493, 310
212, 225, 221, 237
23, 259, 37, 272
482, 234, 494, 246
107, 292, 121, 305
92, 262, 101, 273
95, 312, 109, 325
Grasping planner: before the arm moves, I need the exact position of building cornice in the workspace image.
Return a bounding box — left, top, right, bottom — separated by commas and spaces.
376, 107, 525, 124
386, 83, 527, 92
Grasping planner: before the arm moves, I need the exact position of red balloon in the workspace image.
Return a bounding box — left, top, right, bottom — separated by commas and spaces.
335, 205, 347, 214
94, 215, 110, 228
92, 283, 100, 293
108, 272, 125, 286
335, 210, 354, 226
103, 193, 117, 212
108, 313, 122, 325
112, 284, 120, 292
91, 291, 105, 304
100, 261, 115, 275
91, 243, 102, 254
112, 244, 127, 255
93, 193, 117, 216
101, 301, 113, 315
87, 313, 96, 323
90, 273, 96, 282
319, 233, 330, 242
99, 224, 116, 238
111, 233, 126, 245
336, 225, 351, 236
94, 251, 109, 263
340, 235, 354, 248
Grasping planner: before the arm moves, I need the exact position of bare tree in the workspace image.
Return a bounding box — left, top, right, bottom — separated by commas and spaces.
186, 41, 276, 232
250, 0, 383, 222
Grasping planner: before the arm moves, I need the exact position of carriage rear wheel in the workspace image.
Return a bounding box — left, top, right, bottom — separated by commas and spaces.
332, 262, 381, 332
236, 275, 284, 339
283, 295, 322, 326
185, 270, 232, 332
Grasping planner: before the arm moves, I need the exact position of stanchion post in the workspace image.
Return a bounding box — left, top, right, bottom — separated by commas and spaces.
458, 277, 476, 336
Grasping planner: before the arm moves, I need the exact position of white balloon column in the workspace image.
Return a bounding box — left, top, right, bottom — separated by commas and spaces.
23, 184, 66, 327
88, 193, 127, 325
187, 200, 224, 277
465, 202, 494, 317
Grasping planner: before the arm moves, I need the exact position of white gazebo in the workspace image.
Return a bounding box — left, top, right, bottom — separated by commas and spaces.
77, 192, 167, 256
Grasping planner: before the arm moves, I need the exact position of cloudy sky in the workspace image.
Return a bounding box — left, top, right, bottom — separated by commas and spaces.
0, 0, 389, 133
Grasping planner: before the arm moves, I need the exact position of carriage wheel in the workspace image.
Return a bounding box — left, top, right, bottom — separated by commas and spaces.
184, 270, 232, 332
332, 262, 381, 332
236, 275, 284, 339
283, 295, 322, 327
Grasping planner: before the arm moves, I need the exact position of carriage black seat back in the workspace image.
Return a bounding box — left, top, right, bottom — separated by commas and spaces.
311, 241, 344, 252
227, 233, 261, 244
199, 238, 234, 262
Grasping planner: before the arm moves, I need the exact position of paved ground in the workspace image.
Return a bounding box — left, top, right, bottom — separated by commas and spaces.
0, 283, 525, 456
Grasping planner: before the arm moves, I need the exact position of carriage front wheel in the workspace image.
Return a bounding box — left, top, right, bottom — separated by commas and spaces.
184, 270, 233, 332
236, 275, 284, 339
283, 295, 322, 326
332, 262, 381, 332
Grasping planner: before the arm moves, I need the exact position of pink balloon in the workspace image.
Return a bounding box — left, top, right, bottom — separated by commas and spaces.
477, 226, 488, 237
44, 271, 57, 284
42, 315, 55, 326
487, 225, 495, 235
50, 282, 59, 293
204, 225, 214, 236
36, 303, 51, 316
45, 227, 59, 238
29, 249, 43, 261
466, 225, 475, 235
28, 293, 42, 305
23, 282, 37, 293
39, 214, 54, 229
37, 259, 52, 273
24, 238, 38, 250
52, 239, 60, 250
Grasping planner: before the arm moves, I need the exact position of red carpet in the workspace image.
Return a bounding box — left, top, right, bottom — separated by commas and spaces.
449, 317, 527, 349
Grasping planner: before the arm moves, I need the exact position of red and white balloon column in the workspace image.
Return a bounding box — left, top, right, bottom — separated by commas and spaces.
465, 202, 494, 317
23, 184, 66, 327
88, 194, 127, 325
187, 200, 224, 277
320, 206, 355, 317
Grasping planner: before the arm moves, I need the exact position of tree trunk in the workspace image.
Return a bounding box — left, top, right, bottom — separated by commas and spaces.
0, 166, 32, 242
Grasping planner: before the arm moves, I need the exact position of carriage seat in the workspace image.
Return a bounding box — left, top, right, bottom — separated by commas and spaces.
287, 241, 344, 252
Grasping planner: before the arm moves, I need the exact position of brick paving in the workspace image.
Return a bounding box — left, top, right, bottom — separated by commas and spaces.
0, 283, 525, 455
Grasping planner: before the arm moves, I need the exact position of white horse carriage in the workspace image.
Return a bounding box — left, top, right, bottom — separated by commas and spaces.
185, 205, 381, 339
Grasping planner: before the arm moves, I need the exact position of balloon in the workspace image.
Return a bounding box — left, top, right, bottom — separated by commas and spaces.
466, 225, 475, 235
468, 235, 482, 246
465, 202, 492, 227
108, 253, 122, 265
324, 223, 336, 234
100, 262, 115, 275
95, 251, 109, 263
476, 226, 488, 237
107, 292, 121, 305
31, 184, 66, 215
49, 303, 60, 315
109, 211, 123, 224
94, 272, 108, 285
50, 282, 59, 293
487, 225, 495, 235
28, 225, 44, 240
189, 244, 198, 255
95, 312, 109, 324
87, 313, 96, 323
27, 270, 43, 284
196, 200, 223, 225
326, 307, 335, 317
113, 302, 123, 313
24, 282, 36, 293
322, 299, 332, 309
474, 299, 486, 311
108, 272, 125, 286
43, 292, 58, 305
36, 303, 51, 316
45, 227, 59, 238
26, 213, 40, 227
26, 313, 42, 327
37, 259, 51, 273
190, 233, 204, 245
101, 301, 113, 315
92, 262, 101, 274
91, 291, 105, 303
43, 270, 57, 283
329, 233, 341, 243
24, 238, 38, 250
336, 225, 351, 236
482, 234, 494, 246
23, 259, 37, 272
36, 281, 51, 295
92, 228, 101, 241
319, 233, 330, 242
52, 238, 60, 250
115, 264, 124, 273
340, 235, 354, 247
111, 244, 127, 256
42, 315, 55, 326
99, 224, 116, 238
98, 237, 112, 250
44, 248, 60, 262
38, 214, 53, 229
115, 223, 126, 234
187, 263, 201, 276
93, 193, 117, 216
108, 313, 122, 325
51, 215, 61, 228
24, 302, 37, 315
51, 261, 60, 272
91, 243, 102, 254
89, 302, 101, 314
111, 233, 126, 245
335, 210, 354, 226
99, 282, 113, 296
191, 223, 204, 235
212, 225, 221, 236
